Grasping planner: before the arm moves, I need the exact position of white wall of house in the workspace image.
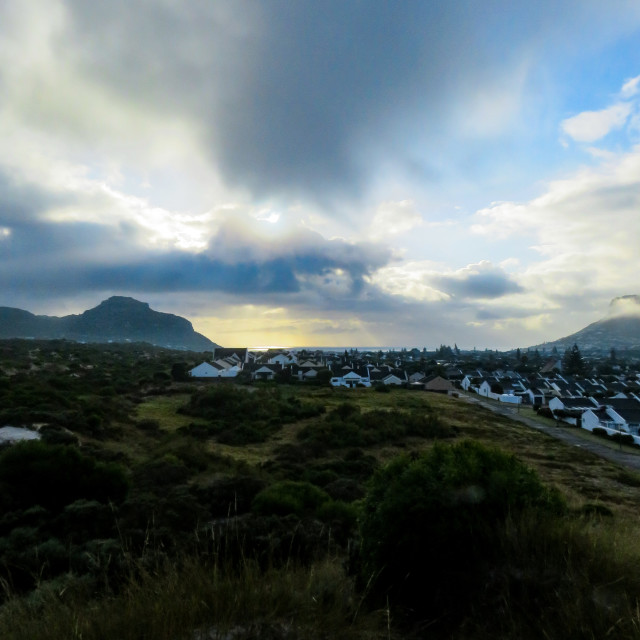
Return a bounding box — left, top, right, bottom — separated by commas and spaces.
548, 397, 563, 412
581, 410, 600, 431
189, 362, 219, 378
219, 365, 241, 378
478, 381, 492, 397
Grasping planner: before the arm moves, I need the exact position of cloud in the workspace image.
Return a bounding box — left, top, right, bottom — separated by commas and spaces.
0, 167, 394, 310
369, 200, 423, 240
11, 0, 632, 208
621, 74, 640, 98
471, 144, 640, 323
431, 261, 524, 300
561, 103, 632, 142
369, 260, 524, 303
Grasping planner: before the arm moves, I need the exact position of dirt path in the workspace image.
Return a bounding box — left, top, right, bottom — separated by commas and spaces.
461, 393, 640, 472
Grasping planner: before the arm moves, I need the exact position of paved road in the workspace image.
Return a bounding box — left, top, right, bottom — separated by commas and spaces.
460, 393, 640, 472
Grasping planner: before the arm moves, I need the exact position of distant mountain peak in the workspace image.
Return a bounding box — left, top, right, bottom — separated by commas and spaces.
100, 296, 151, 309
0, 297, 220, 351
530, 295, 640, 354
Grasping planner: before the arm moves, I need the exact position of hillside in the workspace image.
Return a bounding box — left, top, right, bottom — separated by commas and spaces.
532, 295, 640, 354
0, 296, 219, 351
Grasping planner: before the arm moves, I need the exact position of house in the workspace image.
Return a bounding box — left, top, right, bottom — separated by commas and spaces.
252, 365, 277, 381
213, 348, 250, 364
189, 362, 222, 378
382, 373, 405, 386
423, 376, 455, 394
268, 352, 297, 366
548, 396, 599, 426
601, 398, 640, 435
330, 370, 370, 388
548, 397, 599, 413
477, 379, 493, 398
540, 358, 562, 374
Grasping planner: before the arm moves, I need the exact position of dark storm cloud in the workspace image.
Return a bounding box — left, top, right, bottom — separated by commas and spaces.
432, 264, 524, 300
0, 166, 391, 304
61, 0, 618, 204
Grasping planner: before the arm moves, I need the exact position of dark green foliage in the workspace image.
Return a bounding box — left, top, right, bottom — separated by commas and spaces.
38, 425, 79, 446
0, 441, 129, 513
193, 475, 266, 517
536, 406, 554, 419
135, 418, 161, 434
252, 481, 330, 517
562, 343, 586, 376
297, 405, 454, 449
132, 455, 190, 492
179, 386, 324, 444
358, 441, 565, 618
610, 432, 635, 446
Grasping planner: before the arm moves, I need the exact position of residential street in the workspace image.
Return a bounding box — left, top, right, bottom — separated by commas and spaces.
461, 393, 640, 472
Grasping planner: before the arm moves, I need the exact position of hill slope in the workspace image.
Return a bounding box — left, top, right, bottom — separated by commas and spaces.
532, 295, 640, 354
0, 296, 219, 350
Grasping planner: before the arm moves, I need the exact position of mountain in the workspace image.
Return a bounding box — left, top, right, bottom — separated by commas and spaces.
0, 296, 220, 351
532, 295, 640, 355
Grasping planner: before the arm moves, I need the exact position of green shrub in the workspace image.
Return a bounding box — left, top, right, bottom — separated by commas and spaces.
358, 440, 565, 617
0, 441, 129, 512
316, 500, 358, 528
536, 406, 554, 419
251, 481, 330, 518
610, 432, 635, 446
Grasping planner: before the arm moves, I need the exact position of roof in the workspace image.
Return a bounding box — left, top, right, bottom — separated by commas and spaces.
424, 376, 455, 391
604, 398, 640, 423
557, 397, 599, 409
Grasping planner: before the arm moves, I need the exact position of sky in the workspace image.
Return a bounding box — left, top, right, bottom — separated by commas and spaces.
2, 0, 640, 349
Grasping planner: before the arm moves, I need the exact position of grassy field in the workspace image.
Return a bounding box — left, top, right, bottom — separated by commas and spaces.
127, 385, 640, 516
5, 383, 640, 639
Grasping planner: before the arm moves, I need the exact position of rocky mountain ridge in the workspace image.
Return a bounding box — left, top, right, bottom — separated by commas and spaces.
0, 296, 219, 351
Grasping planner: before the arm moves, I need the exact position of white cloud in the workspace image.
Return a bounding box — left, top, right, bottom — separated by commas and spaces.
621, 74, 640, 99
368, 260, 450, 302
471, 144, 640, 319
369, 200, 423, 240
561, 102, 632, 142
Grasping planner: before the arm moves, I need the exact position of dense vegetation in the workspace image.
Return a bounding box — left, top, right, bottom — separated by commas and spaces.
2, 340, 640, 638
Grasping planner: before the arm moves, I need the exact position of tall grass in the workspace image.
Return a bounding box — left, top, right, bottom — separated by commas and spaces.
452, 512, 640, 639
0, 554, 389, 640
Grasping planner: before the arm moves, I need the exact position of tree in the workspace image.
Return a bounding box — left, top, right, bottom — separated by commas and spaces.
358, 441, 564, 618
562, 343, 585, 375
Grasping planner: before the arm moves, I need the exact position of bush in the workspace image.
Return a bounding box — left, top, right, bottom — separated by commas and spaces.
536, 406, 554, 419
251, 481, 330, 518
610, 432, 635, 446
0, 441, 129, 512
358, 440, 565, 618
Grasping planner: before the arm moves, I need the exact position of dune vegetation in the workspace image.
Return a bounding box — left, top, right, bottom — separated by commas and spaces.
2, 340, 640, 638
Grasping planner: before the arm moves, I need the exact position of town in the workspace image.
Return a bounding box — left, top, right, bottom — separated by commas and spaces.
185, 343, 640, 444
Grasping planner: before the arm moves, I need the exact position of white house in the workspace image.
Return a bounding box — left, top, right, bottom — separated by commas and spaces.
252, 365, 277, 381
189, 362, 221, 378
268, 353, 297, 366
219, 364, 241, 378
330, 371, 370, 388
